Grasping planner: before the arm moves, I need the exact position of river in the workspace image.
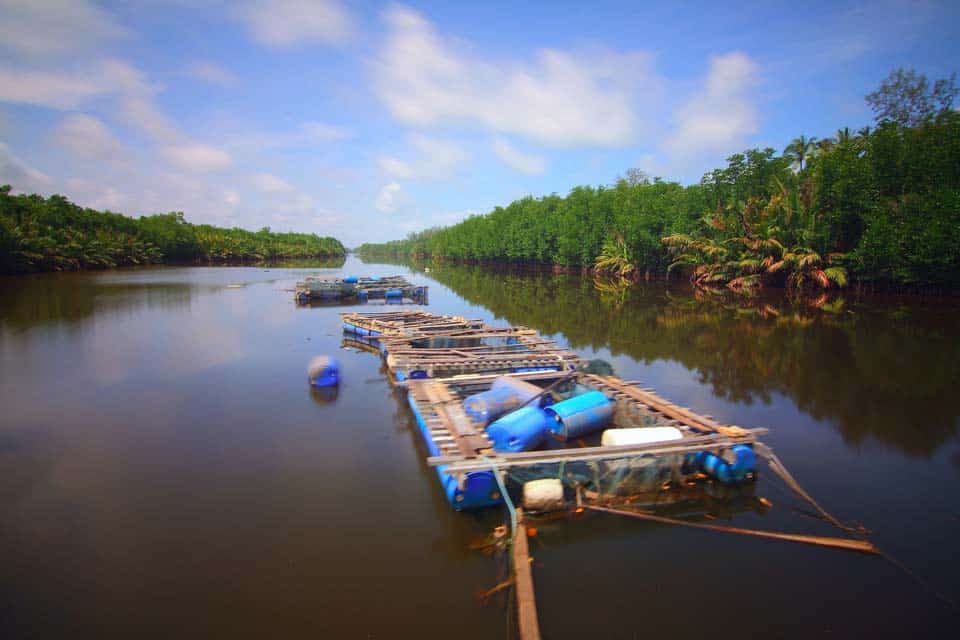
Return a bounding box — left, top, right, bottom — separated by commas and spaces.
1, 256, 957, 638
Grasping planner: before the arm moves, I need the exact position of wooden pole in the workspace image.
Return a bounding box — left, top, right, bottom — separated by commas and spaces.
583, 504, 880, 555
513, 508, 542, 640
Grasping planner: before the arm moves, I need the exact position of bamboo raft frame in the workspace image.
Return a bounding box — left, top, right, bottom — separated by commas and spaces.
341, 309, 484, 338
342, 310, 582, 382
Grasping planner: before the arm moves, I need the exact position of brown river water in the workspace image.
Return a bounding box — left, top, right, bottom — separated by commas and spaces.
1, 256, 958, 638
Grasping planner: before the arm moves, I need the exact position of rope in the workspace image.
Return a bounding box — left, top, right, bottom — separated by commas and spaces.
491, 460, 518, 537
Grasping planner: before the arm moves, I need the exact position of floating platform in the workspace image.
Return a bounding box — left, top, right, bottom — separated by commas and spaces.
295, 275, 428, 304
341, 311, 765, 511
408, 371, 764, 509
341, 309, 483, 338
341, 310, 581, 381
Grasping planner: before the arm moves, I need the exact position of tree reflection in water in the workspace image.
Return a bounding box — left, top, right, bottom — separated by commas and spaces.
378, 258, 960, 458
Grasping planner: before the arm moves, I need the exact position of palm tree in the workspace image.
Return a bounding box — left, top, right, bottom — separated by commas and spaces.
817, 137, 836, 153
594, 232, 637, 278
784, 135, 818, 171
836, 127, 853, 144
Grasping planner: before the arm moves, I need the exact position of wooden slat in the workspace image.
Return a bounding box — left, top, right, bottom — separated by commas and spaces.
513, 509, 541, 640
427, 428, 768, 471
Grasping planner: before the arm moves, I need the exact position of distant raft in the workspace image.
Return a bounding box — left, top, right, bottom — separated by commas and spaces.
307, 356, 340, 387
295, 275, 427, 304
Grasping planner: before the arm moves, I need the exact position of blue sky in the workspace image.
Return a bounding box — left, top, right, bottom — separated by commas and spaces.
0, 1, 958, 246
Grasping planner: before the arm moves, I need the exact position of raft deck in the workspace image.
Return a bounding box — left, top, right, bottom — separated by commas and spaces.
341, 311, 582, 381
405, 370, 764, 509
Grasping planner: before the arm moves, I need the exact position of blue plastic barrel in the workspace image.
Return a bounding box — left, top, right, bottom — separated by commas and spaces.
343, 275, 358, 283
697, 445, 756, 483
307, 356, 339, 387
487, 406, 550, 452
463, 377, 551, 424
385, 288, 402, 298
545, 390, 613, 440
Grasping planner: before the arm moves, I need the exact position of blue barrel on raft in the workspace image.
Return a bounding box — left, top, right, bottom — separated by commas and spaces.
486, 406, 551, 452
343, 276, 358, 284
697, 445, 756, 483
463, 376, 552, 424
385, 288, 403, 298
545, 390, 614, 441
307, 356, 340, 387
406, 394, 502, 510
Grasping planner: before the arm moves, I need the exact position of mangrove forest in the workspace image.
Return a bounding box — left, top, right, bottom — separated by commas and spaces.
357, 69, 960, 290
0, 186, 345, 274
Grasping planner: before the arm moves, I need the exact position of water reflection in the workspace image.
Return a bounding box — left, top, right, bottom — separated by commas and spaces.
309, 385, 340, 405
383, 260, 960, 457
0, 274, 194, 332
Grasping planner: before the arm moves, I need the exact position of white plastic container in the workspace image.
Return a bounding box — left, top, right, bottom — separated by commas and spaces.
600, 427, 683, 447
522, 478, 565, 511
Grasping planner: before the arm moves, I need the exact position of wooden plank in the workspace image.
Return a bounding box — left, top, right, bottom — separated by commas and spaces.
586, 374, 725, 434
427, 428, 768, 471
512, 508, 541, 640
583, 504, 880, 555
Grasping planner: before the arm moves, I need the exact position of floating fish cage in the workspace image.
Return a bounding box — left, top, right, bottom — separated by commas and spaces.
295, 275, 428, 304
405, 372, 764, 510
341, 310, 484, 339
340, 311, 765, 511
340, 311, 581, 382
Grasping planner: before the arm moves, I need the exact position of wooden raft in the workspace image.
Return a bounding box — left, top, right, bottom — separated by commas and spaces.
408, 381, 493, 459
341, 310, 483, 338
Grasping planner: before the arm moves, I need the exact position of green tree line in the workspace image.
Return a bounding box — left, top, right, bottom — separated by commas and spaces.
358, 69, 960, 289
0, 187, 345, 274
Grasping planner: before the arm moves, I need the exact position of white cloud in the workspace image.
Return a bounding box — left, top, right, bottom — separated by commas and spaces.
0, 66, 106, 109
53, 114, 124, 162
0, 0, 127, 57
251, 172, 294, 193
663, 52, 759, 159
186, 61, 238, 87
374, 6, 654, 147
491, 138, 546, 175
375, 182, 401, 213
161, 144, 233, 173
378, 155, 413, 179
302, 120, 353, 141
0, 142, 54, 192
0, 58, 231, 175
238, 0, 355, 47
0, 59, 182, 144
378, 133, 470, 180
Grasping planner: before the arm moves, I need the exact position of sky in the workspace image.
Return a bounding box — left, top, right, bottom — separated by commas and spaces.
0, 1, 958, 246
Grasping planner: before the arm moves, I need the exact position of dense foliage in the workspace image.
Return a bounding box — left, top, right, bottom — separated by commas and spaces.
359, 70, 960, 289
0, 187, 345, 273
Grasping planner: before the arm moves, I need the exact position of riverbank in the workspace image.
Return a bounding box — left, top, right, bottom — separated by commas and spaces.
0, 187, 346, 274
